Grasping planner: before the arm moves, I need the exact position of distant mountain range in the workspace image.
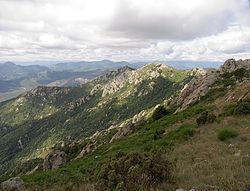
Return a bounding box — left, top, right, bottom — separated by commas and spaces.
0, 60, 136, 102
0, 60, 223, 103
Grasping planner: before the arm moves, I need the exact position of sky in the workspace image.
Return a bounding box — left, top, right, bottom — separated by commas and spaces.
0, 0, 250, 62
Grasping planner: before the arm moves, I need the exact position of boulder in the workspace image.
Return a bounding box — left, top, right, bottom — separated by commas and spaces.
1, 177, 24, 191
110, 122, 135, 142
42, 150, 67, 170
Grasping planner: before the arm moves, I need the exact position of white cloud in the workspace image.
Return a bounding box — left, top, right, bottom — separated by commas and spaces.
0, 0, 249, 62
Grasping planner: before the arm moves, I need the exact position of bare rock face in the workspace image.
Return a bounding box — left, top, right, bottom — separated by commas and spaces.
101, 67, 133, 97
110, 109, 147, 142
1, 177, 25, 191
110, 122, 135, 142
175, 69, 218, 112
175, 59, 250, 112
219, 58, 250, 73
77, 143, 96, 158
42, 150, 67, 171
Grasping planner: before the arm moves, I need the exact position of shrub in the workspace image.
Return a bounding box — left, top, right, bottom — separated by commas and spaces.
234, 101, 250, 115
223, 98, 250, 116
169, 124, 196, 141
151, 106, 170, 121
222, 104, 236, 116
218, 128, 238, 141
196, 111, 216, 126
93, 151, 172, 191
153, 129, 165, 140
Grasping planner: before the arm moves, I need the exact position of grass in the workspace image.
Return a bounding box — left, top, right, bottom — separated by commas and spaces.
168, 115, 250, 191
218, 128, 238, 141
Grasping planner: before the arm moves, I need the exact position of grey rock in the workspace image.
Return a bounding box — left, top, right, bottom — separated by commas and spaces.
175, 68, 218, 112
189, 188, 198, 191
110, 122, 135, 142
77, 143, 96, 158
219, 58, 250, 73
43, 150, 67, 170
1, 177, 24, 191
174, 58, 250, 112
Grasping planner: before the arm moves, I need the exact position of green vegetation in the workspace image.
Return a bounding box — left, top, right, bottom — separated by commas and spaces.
223, 98, 250, 116
94, 151, 172, 191
196, 111, 216, 125
234, 100, 250, 115
168, 124, 197, 141
218, 128, 238, 141
0, 64, 193, 176
218, 68, 250, 87
20, 105, 202, 189
151, 105, 170, 121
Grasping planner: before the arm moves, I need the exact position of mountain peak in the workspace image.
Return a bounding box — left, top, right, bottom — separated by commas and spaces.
94, 65, 134, 84
3, 61, 16, 66
220, 58, 250, 73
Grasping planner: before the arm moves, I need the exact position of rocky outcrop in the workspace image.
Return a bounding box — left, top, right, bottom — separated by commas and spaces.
110, 122, 135, 142
175, 69, 218, 112
1, 177, 24, 191
77, 143, 97, 158
42, 150, 67, 171
110, 110, 147, 142
175, 59, 250, 112
102, 71, 130, 97
219, 58, 250, 73
93, 66, 134, 84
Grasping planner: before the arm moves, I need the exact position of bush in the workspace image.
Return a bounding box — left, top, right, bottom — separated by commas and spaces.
218, 128, 238, 141
234, 101, 250, 115
153, 129, 165, 140
151, 106, 170, 121
196, 111, 216, 126
93, 151, 172, 191
223, 98, 250, 116
169, 124, 196, 141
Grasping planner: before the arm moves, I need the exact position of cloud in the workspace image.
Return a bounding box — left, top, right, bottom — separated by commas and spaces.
0, 0, 249, 62
108, 0, 247, 40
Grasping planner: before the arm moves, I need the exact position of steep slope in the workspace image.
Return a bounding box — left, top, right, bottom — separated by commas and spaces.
11, 59, 250, 191
0, 64, 193, 176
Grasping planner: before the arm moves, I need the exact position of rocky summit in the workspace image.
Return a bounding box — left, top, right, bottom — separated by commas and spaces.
0, 59, 250, 191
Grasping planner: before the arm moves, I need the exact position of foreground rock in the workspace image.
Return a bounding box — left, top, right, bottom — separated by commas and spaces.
42, 150, 67, 170
1, 177, 24, 190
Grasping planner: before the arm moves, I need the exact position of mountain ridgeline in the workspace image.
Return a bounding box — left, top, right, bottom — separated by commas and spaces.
0, 60, 134, 103
0, 59, 250, 191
